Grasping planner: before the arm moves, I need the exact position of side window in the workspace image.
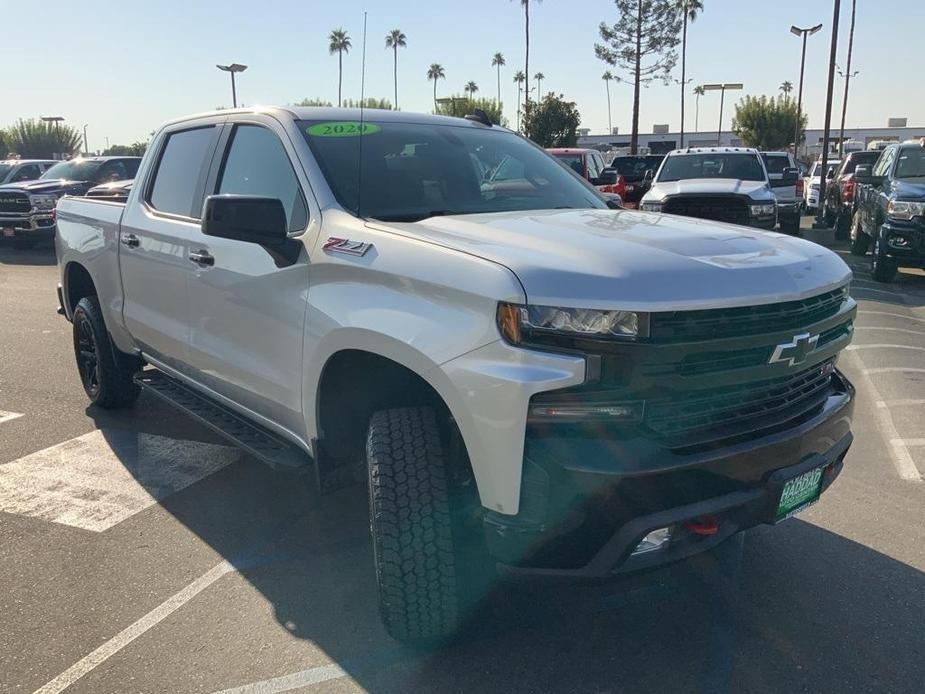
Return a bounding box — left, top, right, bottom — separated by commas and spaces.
97, 160, 128, 182
11, 164, 40, 182
587, 154, 601, 179
216, 124, 307, 232
148, 127, 216, 218
873, 147, 894, 177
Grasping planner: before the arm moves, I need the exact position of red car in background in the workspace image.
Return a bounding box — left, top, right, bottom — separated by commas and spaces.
547, 148, 626, 201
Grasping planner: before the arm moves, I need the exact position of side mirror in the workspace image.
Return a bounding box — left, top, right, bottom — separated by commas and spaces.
595, 170, 619, 186
782, 167, 799, 185
854, 165, 873, 183
202, 195, 288, 246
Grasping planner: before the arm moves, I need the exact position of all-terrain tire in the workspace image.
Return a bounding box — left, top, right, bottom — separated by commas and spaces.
870, 234, 898, 283
72, 296, 142, 409
366, 407, 461, 643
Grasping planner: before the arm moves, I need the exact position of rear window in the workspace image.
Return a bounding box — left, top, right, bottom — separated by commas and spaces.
843, 151, 881, 174
148, 127, 216, 218
760, 154, 792, 175
609, 156, 662, 180
550, 153, 585, 175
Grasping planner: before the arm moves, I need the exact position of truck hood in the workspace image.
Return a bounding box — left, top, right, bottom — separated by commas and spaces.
0, 178, 88, 195
369, 209, 851, 311
645, 178, 773, 201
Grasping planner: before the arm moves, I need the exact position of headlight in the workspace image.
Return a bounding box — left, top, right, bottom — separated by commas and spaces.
749, 202, 776, 217
886, 200, 925, 221
640, 201, 663, 212
497, 302, 649, 348
31, 194, 58, 210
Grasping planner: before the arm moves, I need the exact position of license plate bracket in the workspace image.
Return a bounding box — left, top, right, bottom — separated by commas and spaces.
764, 454, 828, 523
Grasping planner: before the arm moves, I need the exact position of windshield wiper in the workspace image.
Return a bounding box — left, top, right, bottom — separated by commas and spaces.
371, 210, 459, 223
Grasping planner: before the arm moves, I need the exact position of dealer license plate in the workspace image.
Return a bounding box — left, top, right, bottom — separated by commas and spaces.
776, 466, 824, 520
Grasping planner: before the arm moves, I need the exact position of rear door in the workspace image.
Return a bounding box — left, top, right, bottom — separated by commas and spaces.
184, 116, 314, 435
119, 121, 222, 372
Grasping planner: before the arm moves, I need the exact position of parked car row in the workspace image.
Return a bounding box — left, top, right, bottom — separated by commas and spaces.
0, 156, 140, 248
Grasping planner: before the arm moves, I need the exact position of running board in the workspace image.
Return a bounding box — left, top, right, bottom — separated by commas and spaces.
134, 370, 311, 471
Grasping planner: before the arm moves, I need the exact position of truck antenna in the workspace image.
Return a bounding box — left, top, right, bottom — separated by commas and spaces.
356, 10, 368, 218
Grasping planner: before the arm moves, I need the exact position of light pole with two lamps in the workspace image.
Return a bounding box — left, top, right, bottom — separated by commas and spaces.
700, 83, 742, 146
790, 24, 823, 156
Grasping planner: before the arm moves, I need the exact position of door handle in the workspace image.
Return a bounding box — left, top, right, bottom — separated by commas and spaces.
120, 233, 140, 248
189, 250, 214, 266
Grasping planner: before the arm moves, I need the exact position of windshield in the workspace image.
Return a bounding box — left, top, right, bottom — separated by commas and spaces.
609, 156, 662, 181
895, 148, 925, 179
299, 120, 606, 222
657, 153, 766, 182
549, 153, 586, 175
42, 159, 103, 181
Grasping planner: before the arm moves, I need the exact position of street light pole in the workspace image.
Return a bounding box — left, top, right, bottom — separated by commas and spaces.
82, 124, 89, 155
791, 23, 823, 157
837, 0, 858, 158
813, 0, 841, 230
216, 63, 248, 108
701, 83, 742, 146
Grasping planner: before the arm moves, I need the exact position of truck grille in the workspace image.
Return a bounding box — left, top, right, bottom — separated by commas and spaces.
645, 360, 835, 448
662, 195, 749, 225
0, 192, 30, 213
650, 286, 849, 342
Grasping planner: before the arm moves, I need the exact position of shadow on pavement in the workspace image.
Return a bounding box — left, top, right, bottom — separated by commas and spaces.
0, 241, 56, 266
87, 426, 923, 694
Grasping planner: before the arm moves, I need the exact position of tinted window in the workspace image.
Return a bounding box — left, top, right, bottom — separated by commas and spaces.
216, 125, 307, 231
98, 160, 129, 182
300, 120, 605, 222
551, 153, 585, 176
149, 127, 215, 217
842, 151, 879, 174
872, 148, 895, 177
657, 153, 766, 182
42, 159, 103, 181
11, 164, 40, 182
895, 147, 925, 179
760, 154, 792, 175
609, 156, 662, 181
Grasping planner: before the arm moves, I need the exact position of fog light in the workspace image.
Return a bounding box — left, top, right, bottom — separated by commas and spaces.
528, 402, 643, 422
631, 527, 671, 555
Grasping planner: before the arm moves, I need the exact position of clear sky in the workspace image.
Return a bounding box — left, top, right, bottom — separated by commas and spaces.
6, 0, 924, 150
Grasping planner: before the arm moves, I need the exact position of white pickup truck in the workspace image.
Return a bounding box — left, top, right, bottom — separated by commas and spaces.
56, 107, 857, 643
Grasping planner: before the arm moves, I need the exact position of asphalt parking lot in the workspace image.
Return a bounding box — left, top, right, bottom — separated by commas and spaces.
2, 219, 925, 694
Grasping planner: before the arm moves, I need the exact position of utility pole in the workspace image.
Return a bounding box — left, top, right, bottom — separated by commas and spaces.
813, 0, 841, 230
838, 0, 858, 158
790, 24, 823, 157
82, 124, 89, 155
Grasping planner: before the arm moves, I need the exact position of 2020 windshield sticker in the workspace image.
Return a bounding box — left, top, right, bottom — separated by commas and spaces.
307, 122, 381, 137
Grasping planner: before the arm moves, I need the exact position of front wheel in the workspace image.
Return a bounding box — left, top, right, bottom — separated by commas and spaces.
367, 407, 464, 643
72, 296, 142, 408
870, 234, 898, 283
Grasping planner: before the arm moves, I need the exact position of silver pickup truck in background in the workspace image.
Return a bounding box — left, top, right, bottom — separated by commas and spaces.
55, 106, 857, 642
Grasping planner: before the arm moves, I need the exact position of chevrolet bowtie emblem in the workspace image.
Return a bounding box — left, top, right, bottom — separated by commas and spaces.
769, 333, 819, 367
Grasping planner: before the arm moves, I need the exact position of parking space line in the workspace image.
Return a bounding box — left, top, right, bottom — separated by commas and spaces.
214, 664, 349, 694
847, 351, 922, 482
854, 327, 925, 337
0, 410, 24, 425
857, 310, 925, 324
878, 399, 925, 408
850, 286, 907, 299
846, 344, 925, 353
864, 367, 925, 376
0, 429, 238, 532
894, 439, 925, 447
34, 561, 235, 694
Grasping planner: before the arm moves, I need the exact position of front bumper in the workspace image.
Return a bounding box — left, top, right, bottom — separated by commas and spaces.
0, 210, 56, 241
880, 219, 925, 267
484, 369, 854, 578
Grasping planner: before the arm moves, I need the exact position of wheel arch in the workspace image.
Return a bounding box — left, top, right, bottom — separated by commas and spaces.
62, 261, 97, 318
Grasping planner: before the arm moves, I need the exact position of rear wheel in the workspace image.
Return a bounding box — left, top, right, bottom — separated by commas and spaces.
72, 296, 142, 408
870, 234, 898, 283
366, 406, 468, 643
849, 211, 869, 256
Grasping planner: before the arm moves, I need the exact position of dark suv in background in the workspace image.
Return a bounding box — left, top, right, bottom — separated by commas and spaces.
605, 155, 664, 208
823, 150, 881, 236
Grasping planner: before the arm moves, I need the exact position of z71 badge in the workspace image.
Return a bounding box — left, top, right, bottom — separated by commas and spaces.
323, 237, 373, 257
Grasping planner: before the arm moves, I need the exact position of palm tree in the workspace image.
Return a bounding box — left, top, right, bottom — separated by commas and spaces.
385, 29, 407, 109
514, 0, 541, 122
693, 84, 705, 132
513, 70, 526, 131
534, 71, 545, 98
328, 28, 351, 107
427, 63, 445, 109
780, 80, 794, 96
491, 52, 506, 105
673, 0, 704, 149
602, 71, 615, 135
465, 81, 479, 98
